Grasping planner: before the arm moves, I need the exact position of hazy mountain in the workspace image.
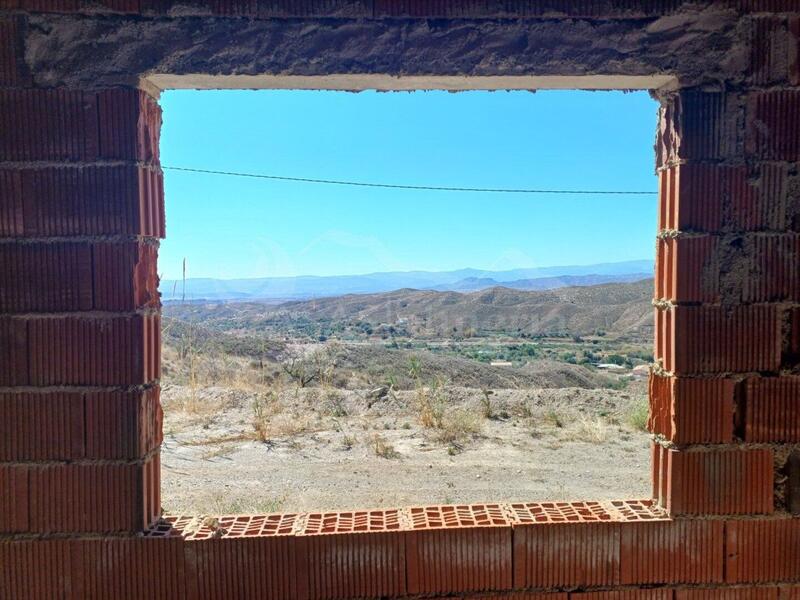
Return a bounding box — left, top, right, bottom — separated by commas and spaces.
161, 260, 654, 302
431, 272, 653, 292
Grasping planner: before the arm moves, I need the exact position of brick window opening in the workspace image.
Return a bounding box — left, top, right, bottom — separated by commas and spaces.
1, 3, 800, 599
154, 88, 657, 515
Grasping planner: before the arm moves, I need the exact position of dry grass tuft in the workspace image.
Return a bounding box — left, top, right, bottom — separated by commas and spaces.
163, 391, 235, 429
415, 379, 447, 429
433, 409, 482, 445
562, 416, 610, 444
542, 408, 565, 429
480, 388, 495, 419
248, 385, 319, 442
413, 379, 483, 450
624, 397, 650, 432
251, 391, 277, 442
370, 434, 400, 459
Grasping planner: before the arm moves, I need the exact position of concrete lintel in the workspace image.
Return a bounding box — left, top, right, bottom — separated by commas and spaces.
143, 73, 678, 92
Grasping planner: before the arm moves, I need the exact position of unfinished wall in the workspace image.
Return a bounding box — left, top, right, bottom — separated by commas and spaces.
0, 1, 799, 598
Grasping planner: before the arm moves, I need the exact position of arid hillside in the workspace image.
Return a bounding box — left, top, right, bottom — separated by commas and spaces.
165, 278, 654, 340
160, 278, 654, 513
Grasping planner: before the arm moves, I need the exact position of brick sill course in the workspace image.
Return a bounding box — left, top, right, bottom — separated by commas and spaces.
5, 498, 795, 599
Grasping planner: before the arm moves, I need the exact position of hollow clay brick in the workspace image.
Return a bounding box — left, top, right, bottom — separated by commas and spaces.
0, 389, 162, 462
92, 241, 160, 311
187, 536, 306, 600
27, 314, 160, 385
648, 373, 735, 444
656, 448, 774, 515
407, 526, 512, 595
303, 531, 407, 600
619, 519, 724, 584
658, 305, 782, 374
657, 91, 739, 167
743, 376, 800, 442
0, 391, 84, 461
0, 166, 164, 238
658, 163, 790, 234
513, 521, 620, 589
0, 316, 28, 386
573, 591, 673, 600
726, 518, 800, 583
26, 452, 160, 534
676, 589, 780, 600
0, 88, 159, 162
0, 17, 22, 86
655, 236, 718, 303
0, 464, 29, 532
0, 242, 93, 312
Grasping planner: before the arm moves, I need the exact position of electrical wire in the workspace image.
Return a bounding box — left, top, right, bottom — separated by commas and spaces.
162, 165, 657, 195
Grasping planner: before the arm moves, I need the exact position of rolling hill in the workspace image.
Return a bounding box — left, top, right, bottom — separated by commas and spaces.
165, 278, 654, 339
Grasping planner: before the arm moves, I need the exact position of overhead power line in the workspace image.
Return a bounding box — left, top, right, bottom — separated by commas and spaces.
162, 165, 657, 195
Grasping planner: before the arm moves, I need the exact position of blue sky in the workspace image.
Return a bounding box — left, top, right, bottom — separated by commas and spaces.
159, 90, 658, 281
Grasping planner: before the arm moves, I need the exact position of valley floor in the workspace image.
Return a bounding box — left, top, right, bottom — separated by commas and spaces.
160, 384, 651, 514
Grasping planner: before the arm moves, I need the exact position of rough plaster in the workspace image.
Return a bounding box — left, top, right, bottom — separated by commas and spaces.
22, 9, 748, 89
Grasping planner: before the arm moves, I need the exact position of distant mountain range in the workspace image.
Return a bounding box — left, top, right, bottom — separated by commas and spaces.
161, 259, 654, 302
430, 272, 652, 292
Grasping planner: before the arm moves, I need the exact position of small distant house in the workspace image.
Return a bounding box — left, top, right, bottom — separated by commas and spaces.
597, 363, 626, 371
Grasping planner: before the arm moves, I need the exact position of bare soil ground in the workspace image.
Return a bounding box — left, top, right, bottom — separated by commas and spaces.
160, 382, 651, 514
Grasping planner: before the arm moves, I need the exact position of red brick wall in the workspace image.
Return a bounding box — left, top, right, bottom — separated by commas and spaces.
0, 2, 798, 599
0, 80, 164, 537
652, 87, 800, 519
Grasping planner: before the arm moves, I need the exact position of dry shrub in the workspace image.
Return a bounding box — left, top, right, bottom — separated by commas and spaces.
542, 408, 565, 429
249, 385, 317, 442
370, 434, 399, 459
480, 388, 495, 419
321, 389, 348, 417
414, 379, 483, 451
251, 389, 280, 442
434, 409, 482, 445
415, 381, 446, 429
269, 412, 315, 438
251, 400, 269, 442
